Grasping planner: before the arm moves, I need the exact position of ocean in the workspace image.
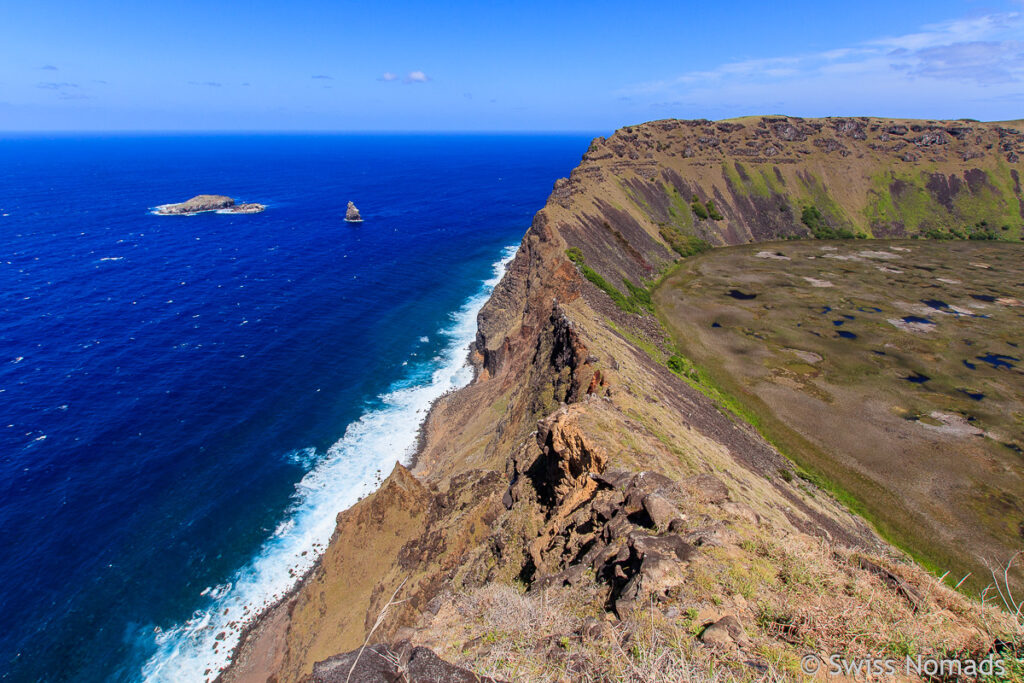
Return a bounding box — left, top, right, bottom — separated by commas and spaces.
0, 133, 593, 682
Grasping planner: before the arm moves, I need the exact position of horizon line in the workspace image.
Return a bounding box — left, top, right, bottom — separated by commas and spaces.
0, 128, 610, 136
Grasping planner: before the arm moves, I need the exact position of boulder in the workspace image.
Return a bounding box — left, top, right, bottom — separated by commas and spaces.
642, 493, 680, 531
700, 615, 749, 648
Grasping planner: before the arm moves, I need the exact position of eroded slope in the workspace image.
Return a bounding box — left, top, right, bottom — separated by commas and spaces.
223, 117, 1022, 683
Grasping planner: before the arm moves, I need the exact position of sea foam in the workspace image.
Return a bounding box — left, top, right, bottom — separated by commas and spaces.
138, 245, 517, 683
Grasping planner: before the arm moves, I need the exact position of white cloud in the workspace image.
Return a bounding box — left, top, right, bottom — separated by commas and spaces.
379, 72, 398, 82
620, 12, 1024, 119
405, 70, 429, 83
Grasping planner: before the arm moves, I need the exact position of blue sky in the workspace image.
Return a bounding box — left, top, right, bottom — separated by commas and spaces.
1, 0, 1022, 131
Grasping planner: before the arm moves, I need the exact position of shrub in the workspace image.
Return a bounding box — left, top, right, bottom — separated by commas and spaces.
705, 200, 724, 221
691, 201, 709, 220
801, 205, 855, 239
659, 225, 712, 258
623, 279, 653, 312
968, 222, 999, 240
565, 247, 650, 314
565, 247, 584, 264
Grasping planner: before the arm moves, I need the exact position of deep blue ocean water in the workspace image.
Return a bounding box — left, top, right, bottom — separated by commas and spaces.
0, 133, 593, 682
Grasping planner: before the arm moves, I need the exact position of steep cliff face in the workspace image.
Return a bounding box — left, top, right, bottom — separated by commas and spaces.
224, 117, 1021, 683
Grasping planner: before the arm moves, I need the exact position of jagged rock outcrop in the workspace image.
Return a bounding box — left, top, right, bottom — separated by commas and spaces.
155, 194, 266, 215
345, 201, 363, 222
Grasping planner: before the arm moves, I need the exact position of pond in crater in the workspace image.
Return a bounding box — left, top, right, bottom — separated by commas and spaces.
977, 353, 1019, 369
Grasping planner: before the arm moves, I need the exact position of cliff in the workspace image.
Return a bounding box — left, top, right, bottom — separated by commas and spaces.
223, 116, 1022, 682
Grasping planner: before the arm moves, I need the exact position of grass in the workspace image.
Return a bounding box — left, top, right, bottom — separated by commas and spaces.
801, 205, 857, 239
650, 240, 1024, 595
566, 248, 653, 314
864, 169, 1022, 240
691, 197, 724, 221
659, 224, 712, 258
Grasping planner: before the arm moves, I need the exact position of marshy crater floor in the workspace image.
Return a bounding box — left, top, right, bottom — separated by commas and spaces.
655, 239, 1024, 587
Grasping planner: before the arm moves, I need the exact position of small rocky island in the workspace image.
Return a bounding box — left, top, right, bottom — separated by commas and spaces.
154, 194, 265, 215
344, 201, 363, 222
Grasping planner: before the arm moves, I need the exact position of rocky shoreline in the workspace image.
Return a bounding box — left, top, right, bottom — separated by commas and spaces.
154, 194, 265, 215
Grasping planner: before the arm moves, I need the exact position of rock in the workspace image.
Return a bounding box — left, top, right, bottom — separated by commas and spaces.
628, 531, 696, 562
684, 522, 735, 548
700, 615, 749, 648
668, 518, 687, 533
231, 203, 265, 214
591, 468, 633, 491
685, 474, 730, 504
345, 201, 363, 222
579, 617, 614, 641
313, 643, 505, 683
614, 533, 696, 617
642, 493, 679, 531
615, 553, 685, 617
154, 194, 265, 215
720, 501, 760, 525
533, 563, 589, 590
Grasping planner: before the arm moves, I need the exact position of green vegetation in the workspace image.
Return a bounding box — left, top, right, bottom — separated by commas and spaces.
663, 350, 762, 429
864, 169, 1021, 240
652, 240, 1024, 594
658, 224, 712, 258
622, 279, 653, 312
565, 247, 652, 314
722, 161, 786, 199
705, 199, 724, 221
801, 205, 856, 239
690, 197, 723, 221
690, 199, 708, 220
920, 221, 1004, 241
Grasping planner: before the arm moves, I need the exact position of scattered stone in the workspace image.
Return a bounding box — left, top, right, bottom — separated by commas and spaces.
700, 615, 750, 648
720, 501, 760, 525
803, 277, 834, 288
684, 474, 730, 504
